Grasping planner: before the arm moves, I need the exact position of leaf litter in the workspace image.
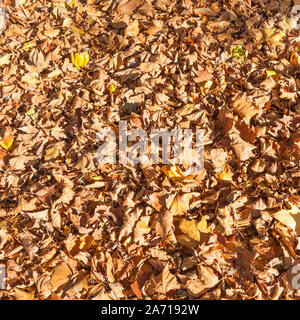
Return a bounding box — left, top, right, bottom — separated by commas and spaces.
0, 0, 300, 300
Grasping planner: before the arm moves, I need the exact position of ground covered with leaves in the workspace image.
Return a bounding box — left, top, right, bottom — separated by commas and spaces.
0, 0, 300, 300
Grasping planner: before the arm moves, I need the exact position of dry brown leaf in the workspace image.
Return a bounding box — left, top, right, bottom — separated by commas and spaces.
14, 288, 35, 300
231, 94, 258, 121
145, 265, 180, 295
51, 262, 72, 291
272, 202, 300, 233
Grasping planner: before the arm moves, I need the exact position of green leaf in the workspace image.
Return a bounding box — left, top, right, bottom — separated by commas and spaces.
230, 45, 248, 60
26, 107, 38, 121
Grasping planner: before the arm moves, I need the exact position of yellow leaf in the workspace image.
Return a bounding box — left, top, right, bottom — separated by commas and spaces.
265, 70, 276, 78
197, 216, 212, 233
177, 219, 200, 242
70, 25, 85, 35
217, 164, 233, 182
161, 165, 185, 181
0, 135, 14, 150
108, 83, 116, 93
44, 145, 60, 161
176, 216, 211, 248
88, 173, 103, 181
23, 41, 36, 51
70, 51, 89, 70
66, 0, 76, 8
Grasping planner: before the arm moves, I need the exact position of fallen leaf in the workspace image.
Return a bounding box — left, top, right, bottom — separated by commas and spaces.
0, 135, 14, 150
231, 94, 258, 121
44, 144, 60, 161
217, 164, 233, 182
0, 54, 11, 66
272, 202, 300, 233
51, 262, 72, 291
70, 51, 89, 70
14, 288, 35, 300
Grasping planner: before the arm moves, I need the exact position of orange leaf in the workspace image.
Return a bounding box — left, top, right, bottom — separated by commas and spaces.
0, 150, 6, 161
0, 135, 14, 150
290, 49, 299, 65
217, 164, 233, 182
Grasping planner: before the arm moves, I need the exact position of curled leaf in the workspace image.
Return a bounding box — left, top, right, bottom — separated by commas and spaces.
70, 51, 89, 70
23, 41, 36, 51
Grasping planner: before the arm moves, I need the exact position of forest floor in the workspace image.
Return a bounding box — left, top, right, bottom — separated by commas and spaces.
0, 0, 300, 300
